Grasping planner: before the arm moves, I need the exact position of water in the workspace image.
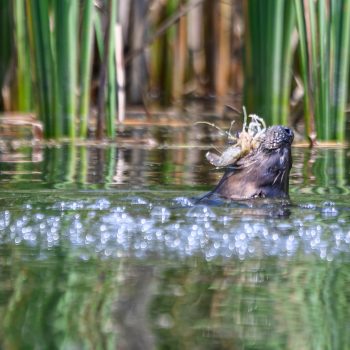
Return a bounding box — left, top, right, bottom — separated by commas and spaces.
0, 131, 350, 349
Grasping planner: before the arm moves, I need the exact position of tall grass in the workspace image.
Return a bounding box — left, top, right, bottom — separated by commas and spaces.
0, 1, 13, 110
79, 0, 95, 138
2, 0, 119, 139
244, 0, 296, 126
95, 0, 118, 139
54, 0, 79, 139
295, 0, 350, 141
1, 1, 350, 141
14, 0, 32, 111
27, 0, 56, 137
106, 0, 117, 138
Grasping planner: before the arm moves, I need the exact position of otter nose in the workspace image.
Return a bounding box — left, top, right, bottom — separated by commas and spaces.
283, 127, 292, 135
283, 127, 294, 143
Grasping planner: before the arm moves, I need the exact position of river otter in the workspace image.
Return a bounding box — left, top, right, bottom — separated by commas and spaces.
202, 125, 294, 200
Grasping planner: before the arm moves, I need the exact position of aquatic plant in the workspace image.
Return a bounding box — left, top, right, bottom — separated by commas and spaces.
13, 0, 33, 111
294, 0, 350, 141
244, 0, 296, 126
78, 0, 95, 138
0, 0, 119, 139
0, 1, 13, 111
1, 1, 350, 142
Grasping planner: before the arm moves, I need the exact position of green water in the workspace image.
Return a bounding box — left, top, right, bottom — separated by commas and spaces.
0, 138, 350, 349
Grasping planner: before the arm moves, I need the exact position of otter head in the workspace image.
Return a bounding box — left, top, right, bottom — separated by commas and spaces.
212, 125, 294, 200
261, 125, 294, 151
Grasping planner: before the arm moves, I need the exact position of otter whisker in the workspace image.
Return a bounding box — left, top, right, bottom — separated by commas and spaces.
241, 158, 259, 169
272, 171, 281, 185
243, 160, 259, 173
246, 166, 256, 175
280, 170, 286, 184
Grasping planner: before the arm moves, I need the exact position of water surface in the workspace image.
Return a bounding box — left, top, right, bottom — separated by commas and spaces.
0, 127, 349, 349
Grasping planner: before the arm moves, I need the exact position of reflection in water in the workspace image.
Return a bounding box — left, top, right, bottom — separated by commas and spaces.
0, 142, 349, 194
291, 147, 350, 195
0, 140, 350, 349
114, 265, 155, 350
1, 245, 349, 349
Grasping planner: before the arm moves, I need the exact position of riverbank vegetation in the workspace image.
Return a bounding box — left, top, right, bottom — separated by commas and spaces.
0, 0, 349, 141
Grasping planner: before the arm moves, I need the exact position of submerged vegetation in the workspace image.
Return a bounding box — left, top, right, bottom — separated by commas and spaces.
0, 0, 349, 141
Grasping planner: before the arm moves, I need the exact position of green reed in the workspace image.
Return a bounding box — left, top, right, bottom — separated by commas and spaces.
13, 0, 32, 111
8, 0, 119, 139
3, 1, 350, 141
106, 0, 117, 138
54, 0, 79, 139
0, 1, 12, 111
295, 0, 350, 141
79, 1, 95, 138
27, 0, 56, 137
244, 0, 296, 126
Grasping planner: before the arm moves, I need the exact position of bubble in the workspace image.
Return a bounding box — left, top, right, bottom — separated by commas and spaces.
173, 197, 194, 207
89, 198, 111, 210
186, 205, 216, 220
151, 206, 171, 222
322, 206, 339, 217
1, 194, 350, 262
130, 197, 148, 205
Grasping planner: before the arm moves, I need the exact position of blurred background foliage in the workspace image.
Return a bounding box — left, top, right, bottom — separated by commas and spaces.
0, 0, 350, 141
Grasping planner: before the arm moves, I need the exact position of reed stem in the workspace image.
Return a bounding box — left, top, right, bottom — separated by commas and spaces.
79, 0, 95, 138
244, 0, 295, 125
26, 0, 56, 138
13, 0, 32, 111
295, 0, 350, 141
55, 0, 78, 139
106, 0, 117, 138
0, 0, 12, 111
334, 0, 350, 142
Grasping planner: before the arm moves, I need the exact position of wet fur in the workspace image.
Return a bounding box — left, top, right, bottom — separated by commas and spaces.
200, 126, 293, 201
213, 145, 292, 199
